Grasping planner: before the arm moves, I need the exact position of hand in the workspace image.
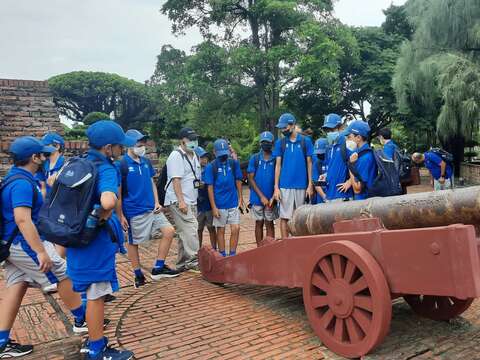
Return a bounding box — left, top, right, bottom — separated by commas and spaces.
238, 199, 245, 211
120, 215, 129, 232
349, 153, 358, 163
306, 183, 314, 198
154, 202, 163, 213
178, 201, 188, 214
337, 181, 352, 193
439, 176, 446, 184
37, 250, 53, 273
47, 174, 56, 187
273, 187, 282, 201
212, 207, 221, 219
260, 196, 269, 207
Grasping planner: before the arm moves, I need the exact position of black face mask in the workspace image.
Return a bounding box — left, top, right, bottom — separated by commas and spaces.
282, 129, 292, 137
317, 154, 325, 161
261, 143, 273, 152
218, 155, 229, 163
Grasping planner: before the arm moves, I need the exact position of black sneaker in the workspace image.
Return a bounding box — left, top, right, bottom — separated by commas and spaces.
104, 294, 116, 303
151, 264, 181, 280
73, 318, 111, 334
0, 339, 33, 358
134, 274, 146, 289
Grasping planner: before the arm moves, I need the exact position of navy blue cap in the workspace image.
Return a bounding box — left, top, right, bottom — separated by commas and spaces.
126, 129, 149, 143
259, 131, 274, 143
276, 113, 296, 129
86, 120, 136, 148
179, 127, 198, 141
194, 146, 208, 158
347, 120, 371, 138
323, 114, 342, 129
314, 138, 328, 154
10, 136, 56, 161
214, 139, 230, 158
42, 132, 65, 147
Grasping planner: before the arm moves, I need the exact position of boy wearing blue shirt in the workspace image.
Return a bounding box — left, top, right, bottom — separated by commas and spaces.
378, 128, 398, 160
412, 151, 453, 190
0, 137, 87, 358
312, 138, 328, 204
346, 120, 377, 200
116, 129, 179, 290
204, 139, 244, 257
273, 113, 314, 238
323, 113, 353, 201
36, 132, 65, 199
195, 147, 217, 249
247, 131, 278, 245
67, 121, 134, 360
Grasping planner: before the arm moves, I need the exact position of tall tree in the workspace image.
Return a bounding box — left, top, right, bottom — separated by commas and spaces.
393, 0, 480, 172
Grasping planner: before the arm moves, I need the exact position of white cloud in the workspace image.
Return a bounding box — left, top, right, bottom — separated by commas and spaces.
334, 0, 407, 27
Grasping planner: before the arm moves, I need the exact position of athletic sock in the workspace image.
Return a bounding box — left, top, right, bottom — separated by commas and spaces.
71, 305, 86, 324
220, 250, 226, 257
229, 250, 236, 256
134, 268, 143, 278
88, 337, 106, 357
154, 259, 165, 270
81, 292, 87, 312
0, 329, 10, 347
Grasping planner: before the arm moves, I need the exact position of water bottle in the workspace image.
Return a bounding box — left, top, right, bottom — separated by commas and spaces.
81, 205, 101, 245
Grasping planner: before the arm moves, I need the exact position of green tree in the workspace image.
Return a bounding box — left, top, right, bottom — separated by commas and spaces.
393, 0, 480, 172
49, 71, 151, 129
83, 111, 110, 125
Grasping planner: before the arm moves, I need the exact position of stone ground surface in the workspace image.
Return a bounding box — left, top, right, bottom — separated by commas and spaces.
3, 182, 480, 360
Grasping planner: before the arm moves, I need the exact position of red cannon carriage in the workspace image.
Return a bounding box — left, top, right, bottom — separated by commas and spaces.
199, 187, 480, 358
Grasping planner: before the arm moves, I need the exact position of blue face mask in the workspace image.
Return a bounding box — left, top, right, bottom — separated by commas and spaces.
327, 131, 339, 145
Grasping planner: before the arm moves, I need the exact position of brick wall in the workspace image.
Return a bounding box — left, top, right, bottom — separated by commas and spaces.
460, 162, 480, 185
0, 79, 64, 176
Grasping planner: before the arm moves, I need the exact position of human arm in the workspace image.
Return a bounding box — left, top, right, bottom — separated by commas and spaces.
306, 156, 314, 198
274, 157, 282, 201
248, 173, 269, 206
439, 160, 447, 184
115, 185, 129, 231
208, 185, 219, 218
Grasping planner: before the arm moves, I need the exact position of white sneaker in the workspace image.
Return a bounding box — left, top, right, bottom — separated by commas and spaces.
42, 283, 58, 294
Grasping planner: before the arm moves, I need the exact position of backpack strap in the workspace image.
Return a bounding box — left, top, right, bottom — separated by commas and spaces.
212, 159, 239, 184
119, 157, 129, 198
253, 153, 260, 176
0, 174, 38, 248
212, 159, 219, 184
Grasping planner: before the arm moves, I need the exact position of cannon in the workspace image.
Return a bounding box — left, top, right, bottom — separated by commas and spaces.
198, 187, 480, 358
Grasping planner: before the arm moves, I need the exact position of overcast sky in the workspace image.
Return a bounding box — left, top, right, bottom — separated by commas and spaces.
0, 0, 406, 83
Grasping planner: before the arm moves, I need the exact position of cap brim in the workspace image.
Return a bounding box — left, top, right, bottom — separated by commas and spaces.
121, 135, 137, 147
276, 123, 287, 129
322, 123, 337, 129
41, 145, 56, 153
215, 149, 230, 157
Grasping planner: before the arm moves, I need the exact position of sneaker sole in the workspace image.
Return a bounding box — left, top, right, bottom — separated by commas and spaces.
73, 319, 110, 334
150, 273, 180, 280
0, 349, 33, 357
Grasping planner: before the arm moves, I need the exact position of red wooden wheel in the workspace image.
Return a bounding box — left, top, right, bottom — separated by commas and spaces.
403, 295, 474, 321
303, 241, 391, 359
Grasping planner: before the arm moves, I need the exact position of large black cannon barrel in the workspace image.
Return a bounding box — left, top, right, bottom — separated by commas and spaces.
289, 186, 480, 236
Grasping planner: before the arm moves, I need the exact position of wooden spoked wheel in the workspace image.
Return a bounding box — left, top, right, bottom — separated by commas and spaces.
303, 241, 391, 359
403, 295, 474, 321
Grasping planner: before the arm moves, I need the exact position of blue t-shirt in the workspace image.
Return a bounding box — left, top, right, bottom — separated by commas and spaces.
352, 144, 377, 200
325, 138, 352, 200
204, 159, 242, 210
66, 149, 123, 292
197, 166, 211, 213
247, 152, 276, 206
312, 157, 328, 204
272, 134, 314, 189
424, 151, 453, 180
1, 167, 43, 246
116, 154, 156, 219
35, 155, 65, 196
383, 141, 398, 160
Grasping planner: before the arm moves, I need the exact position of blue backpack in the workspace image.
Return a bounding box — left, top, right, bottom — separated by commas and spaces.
0, 174, 38, 262
38, 156, 105, 248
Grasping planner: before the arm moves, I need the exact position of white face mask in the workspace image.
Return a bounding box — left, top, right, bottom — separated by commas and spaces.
186, 140, 198, 151
346, 140, 357, 151
133, 146, 146, 157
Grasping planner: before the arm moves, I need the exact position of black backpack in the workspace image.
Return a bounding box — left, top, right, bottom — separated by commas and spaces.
394, 149, 412, 182
430, 148, 454, 164
349, 149, 402, 198
38, 156, 105, 248
0, 175, 38, 262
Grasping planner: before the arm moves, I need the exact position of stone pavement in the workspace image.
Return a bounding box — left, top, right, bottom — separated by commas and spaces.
4, 183, 480, 359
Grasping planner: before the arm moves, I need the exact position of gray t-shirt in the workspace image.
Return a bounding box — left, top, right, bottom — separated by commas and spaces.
165, 147, 201, 205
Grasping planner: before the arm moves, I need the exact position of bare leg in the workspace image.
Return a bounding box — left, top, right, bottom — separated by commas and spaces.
0, 282, 28, 330
230, 224, 240, 253
254, 220, 264, 246
86, 298, 104, 341
207, 226, 217, 249
57, 278, 82, 310
265, 220, 275, 239
280, 219, 289, 238
157, 226, 175, 260
216, 227, 226, 252
198, 229, 203, 248
127, 243, 141, 270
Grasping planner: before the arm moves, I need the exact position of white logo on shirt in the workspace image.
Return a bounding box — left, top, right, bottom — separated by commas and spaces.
128, 167, 135, 172
65, 170, 74, 177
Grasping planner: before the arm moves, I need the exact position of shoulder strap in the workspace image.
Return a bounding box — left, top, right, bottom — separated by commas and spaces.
229, 159, 238, 179
212, 159, 219, 183
300, 135, 306, 157
340, 141, 348, 164
253, 153, 260, 176
119, 157, 129, 197
176, 149, 199, 181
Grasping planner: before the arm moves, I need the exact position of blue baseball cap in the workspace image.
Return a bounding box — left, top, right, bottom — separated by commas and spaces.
125, 129, 149, 143
42, 132, 65, 147
275, 113, 296, 129
314, 138, 328, 154
86, 120, 136, 148
214, 139, 230, 158
323, 114, 342, 129
194, 146, 208, 158
347, 120, 371, 138
10, 136, 56, 161
259, 131, 274, 143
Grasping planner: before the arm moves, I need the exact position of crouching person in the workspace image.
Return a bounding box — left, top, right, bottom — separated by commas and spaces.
0, 137, 86, 358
